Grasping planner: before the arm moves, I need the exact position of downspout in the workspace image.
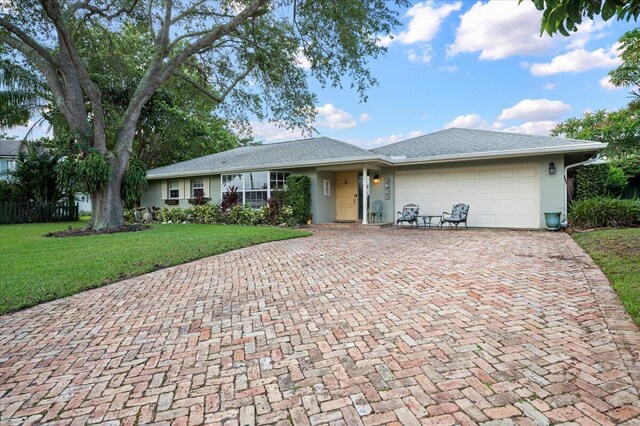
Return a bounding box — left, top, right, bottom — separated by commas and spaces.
563, 157, 607, 223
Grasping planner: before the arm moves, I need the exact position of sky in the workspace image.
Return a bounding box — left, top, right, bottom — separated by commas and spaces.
7, 1, 637, 149
250, 1, 637, 148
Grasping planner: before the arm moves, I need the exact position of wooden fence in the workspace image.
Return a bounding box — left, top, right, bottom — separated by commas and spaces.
0, 201, 79, 224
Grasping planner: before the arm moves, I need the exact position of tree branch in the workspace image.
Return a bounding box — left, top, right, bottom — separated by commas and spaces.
40, 0, 107, 150
115, 0, 267, 152
0, 18, 60, 68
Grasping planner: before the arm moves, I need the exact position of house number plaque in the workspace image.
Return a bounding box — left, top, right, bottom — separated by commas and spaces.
384, 177, 391, 200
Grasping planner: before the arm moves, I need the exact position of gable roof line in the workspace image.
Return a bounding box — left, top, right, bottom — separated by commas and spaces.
385, 142, 608, 166
369, 127, 599, 152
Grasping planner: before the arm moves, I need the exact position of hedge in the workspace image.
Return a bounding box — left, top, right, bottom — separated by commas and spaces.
285, 175, 312, 224
569, 197, 640, 229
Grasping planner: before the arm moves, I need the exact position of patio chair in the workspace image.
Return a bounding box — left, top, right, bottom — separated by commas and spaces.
396, 204, 419, 227
370, 200, 384, 223
442, 203, 470, 229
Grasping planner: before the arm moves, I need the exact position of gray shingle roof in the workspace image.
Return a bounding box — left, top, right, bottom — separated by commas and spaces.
371, 128, 597, 158
147, 137, 378, 178
147, 129, 605, 178
0, 140, 24, 158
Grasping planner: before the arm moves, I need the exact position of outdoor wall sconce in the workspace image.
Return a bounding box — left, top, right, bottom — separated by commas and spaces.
373, 174, 380, 184
548, 162, 556, 175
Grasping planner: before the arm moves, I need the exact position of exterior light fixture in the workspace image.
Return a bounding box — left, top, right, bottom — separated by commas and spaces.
373, 173, 380, 184
548, 162, 556, 175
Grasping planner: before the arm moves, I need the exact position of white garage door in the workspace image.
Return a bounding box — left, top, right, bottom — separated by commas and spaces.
395, 163, 540, 228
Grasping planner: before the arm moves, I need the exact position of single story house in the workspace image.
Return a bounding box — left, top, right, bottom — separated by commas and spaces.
142, 128, 607, 229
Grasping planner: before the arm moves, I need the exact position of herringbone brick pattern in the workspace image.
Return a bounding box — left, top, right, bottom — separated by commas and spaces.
1, 229, 639, 425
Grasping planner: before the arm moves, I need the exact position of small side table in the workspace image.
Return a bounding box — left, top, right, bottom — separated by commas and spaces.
418, 215, 442, 229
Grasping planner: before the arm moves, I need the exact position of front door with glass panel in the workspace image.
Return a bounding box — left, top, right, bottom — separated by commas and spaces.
335, 172, 358, 221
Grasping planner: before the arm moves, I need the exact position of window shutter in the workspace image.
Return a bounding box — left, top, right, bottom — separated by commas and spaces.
203, 177, 210, 198
181, 179, 187, 199
162, 181, 168, 199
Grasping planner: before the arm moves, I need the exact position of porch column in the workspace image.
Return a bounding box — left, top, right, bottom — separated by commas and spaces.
362, 166, 368, 224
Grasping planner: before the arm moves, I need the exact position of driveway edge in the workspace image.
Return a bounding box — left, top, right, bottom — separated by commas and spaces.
562, 234, 640, 391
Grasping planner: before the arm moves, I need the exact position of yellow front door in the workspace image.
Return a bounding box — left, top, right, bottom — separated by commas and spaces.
335, 172, 358, 221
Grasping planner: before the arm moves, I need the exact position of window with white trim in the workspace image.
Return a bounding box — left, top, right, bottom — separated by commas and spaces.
168, 180, 180, 199
191, 178, 204, 197
221, 171, 290, 208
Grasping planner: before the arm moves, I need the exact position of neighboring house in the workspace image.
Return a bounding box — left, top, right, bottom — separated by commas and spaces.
0, 139, 92, 212
0, 140, 22, 181
142, 128, 607, 229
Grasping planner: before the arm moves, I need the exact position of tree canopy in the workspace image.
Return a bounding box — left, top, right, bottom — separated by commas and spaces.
526, 0, 640, 36
551, 108, 640, 157
0, 0, 406, 229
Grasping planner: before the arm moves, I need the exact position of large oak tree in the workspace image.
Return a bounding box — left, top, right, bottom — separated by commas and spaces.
0, 0, 404, 229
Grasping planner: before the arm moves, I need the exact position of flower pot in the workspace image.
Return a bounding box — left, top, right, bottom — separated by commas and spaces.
544, 211, 562, 229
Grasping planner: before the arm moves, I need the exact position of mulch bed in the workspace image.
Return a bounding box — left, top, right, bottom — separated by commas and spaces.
45, 224, 152, 238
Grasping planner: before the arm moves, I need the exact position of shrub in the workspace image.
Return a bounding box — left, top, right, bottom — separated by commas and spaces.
157, 207, 191, 223
227, 204, 259, 225
285, 175, 311, 224
192, 204, 224, 224
606, 165, 628, 197
221, 185, 240, 213
575, 163, 608, 200
569, 197, 640, 228
0, 181, 21, 201
123, 208, 136, 223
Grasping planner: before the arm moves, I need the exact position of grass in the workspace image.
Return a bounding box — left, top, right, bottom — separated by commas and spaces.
0, 221, 310, 315
573, 228, 640, 326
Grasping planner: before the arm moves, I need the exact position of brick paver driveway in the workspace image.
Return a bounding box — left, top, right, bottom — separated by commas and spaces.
1, 229, 639, 425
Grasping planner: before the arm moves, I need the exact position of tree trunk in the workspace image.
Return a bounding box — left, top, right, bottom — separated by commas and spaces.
87, 151, 129, 230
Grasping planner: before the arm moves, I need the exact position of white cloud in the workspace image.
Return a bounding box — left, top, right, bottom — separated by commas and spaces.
391, 1, 462, 46
295, 48, 311, 70
503, 121, 557, 136
248, 122, 307, 143
448, 0, 553, 60
359, 113, 372, 122
381, 1, 461, 63
405, 45, 433, 63
498, 99, 571, 121
315, 103, 357, 129
542, 82, 557, 90
445, 114, 490, 130
529, 46, 621, 76
369, 130, 426, 147
599, 75, 623, 91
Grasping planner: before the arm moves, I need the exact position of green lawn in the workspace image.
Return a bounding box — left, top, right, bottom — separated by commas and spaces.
0, 221, 310, 315
573, 228, 640, 326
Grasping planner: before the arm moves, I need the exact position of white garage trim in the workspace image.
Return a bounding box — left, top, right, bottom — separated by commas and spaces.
395, 163, 540, 229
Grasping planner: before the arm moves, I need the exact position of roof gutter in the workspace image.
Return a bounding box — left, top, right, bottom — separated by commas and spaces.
146, 155, 392, 179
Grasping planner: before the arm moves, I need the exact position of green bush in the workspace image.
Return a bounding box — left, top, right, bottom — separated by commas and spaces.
192, 204, 224, 224
606, 165, 628, 197
227, 204, 261, 225
123, 208, 136, 223
576, 163, 630, 199
569, 197, 640, 228
285, 175, 311, 224
157, 207, 192, 223
576, 163, 608, 200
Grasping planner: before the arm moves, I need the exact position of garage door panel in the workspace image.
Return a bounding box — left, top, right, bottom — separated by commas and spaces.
395, 164, 540, 228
